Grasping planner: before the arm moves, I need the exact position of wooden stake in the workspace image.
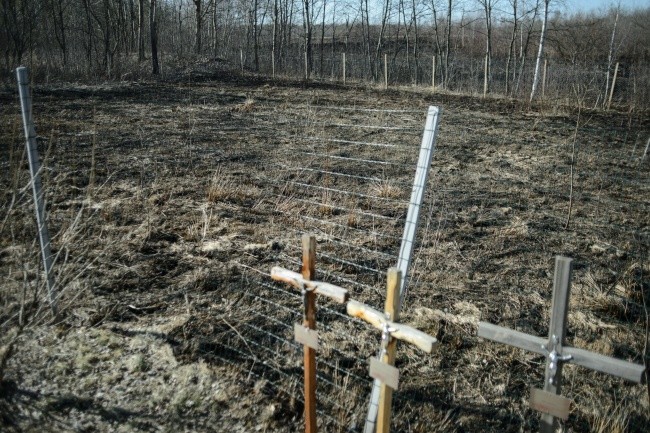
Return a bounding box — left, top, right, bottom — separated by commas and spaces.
607, 62, 619, 110
272, 50, 275, 79
342, 52, 346, 84
432, 55, 436, 89
271, 267, 348, 433
16, 67, 57, 316
542, 58, 548, 99
302, 234, 317, 433
240, 49, 244, 72
384, 54, 388, 90
348, 269, 438, 433
377, 268, 400, 433
483, 54, 488, 98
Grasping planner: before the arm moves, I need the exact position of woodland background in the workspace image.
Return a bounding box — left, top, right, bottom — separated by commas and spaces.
1, 0, 649, 108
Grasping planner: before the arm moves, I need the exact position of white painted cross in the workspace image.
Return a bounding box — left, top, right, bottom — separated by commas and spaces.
478, 256, 646, 432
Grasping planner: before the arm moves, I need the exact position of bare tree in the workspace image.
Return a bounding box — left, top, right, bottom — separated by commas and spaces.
529, 0, 550, 102
360, 0, 373, 80
445, 0, 452, 88
193, 0, 202, 54
376, 0, 392, 80
49, 0, 68, 67
411, 0, 420, 84
505, 0, 518, 95
429, 0, 444, 86
150, 0, 159, 74
515, 0, 540, 96
138, 0, 145, 61
319, 0, 327, 78
477, 0, 499, 94
103, 0, 114, 76
603, 2, 620, 108
303, 0, 313, 78
138, 0, 144, 62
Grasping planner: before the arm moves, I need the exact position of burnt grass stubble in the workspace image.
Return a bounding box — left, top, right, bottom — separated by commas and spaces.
0, 65, 648, 432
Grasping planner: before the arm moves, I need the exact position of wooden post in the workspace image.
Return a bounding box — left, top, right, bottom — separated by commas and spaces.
302, 234, 317, 433
271, 265, 348, 433
305, 51, 309, 81
240, 49, 244, 72
272, 50, 275, 79
607, 62, 619, 110
347, 269, 438, 433
377, 268, 400, 433
432, 55, 436, 89
542, 58, 548, 99
483, 54, 488, 98
342, 52, 346, 84
478, 256, 646, 432
16, 67, 57, 316
384, 54, 388, 90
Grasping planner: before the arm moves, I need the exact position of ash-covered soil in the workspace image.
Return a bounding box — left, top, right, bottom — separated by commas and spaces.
1, 62, 648, 432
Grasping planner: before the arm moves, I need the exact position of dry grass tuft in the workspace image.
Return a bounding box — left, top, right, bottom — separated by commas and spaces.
318, 190, 334, 216
185, 205, 214, 242
346, 212, 359, 227
207, 167, 237, 202
231, 98, 256, 113
495, 216, 529, 238
588, 402, 630, 433
369, 179, 402, 199
274, 195, 305, 216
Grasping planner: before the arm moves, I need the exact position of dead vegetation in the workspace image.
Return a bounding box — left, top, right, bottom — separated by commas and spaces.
0, 68, 648, 432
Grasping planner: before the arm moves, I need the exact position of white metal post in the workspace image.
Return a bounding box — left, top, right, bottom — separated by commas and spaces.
16, 66, 57, 316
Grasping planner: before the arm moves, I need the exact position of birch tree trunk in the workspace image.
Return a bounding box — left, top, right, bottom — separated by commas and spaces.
530, 0, 549, 102
445, 0, 452, 88
515, 0, 539, 95
505, 0, 518, 95
478, 0, 494, 94
603, 3, 619, 108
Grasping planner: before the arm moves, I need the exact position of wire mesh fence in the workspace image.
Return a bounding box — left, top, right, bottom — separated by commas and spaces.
214, 104, 436, 431
226, 44, 650, 109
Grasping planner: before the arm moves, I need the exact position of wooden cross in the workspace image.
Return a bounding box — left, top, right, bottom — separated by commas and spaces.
347, 267, 438, 433
478, 256, 646, 432
271, 234, 349, 433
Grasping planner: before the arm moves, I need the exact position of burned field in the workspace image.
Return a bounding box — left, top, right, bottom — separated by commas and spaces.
1, 68, 649, 432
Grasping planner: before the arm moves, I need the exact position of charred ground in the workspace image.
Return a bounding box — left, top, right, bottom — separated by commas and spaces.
1, 64, 649, 432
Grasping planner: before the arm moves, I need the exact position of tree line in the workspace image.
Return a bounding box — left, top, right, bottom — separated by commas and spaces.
2, 0, 648, 107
